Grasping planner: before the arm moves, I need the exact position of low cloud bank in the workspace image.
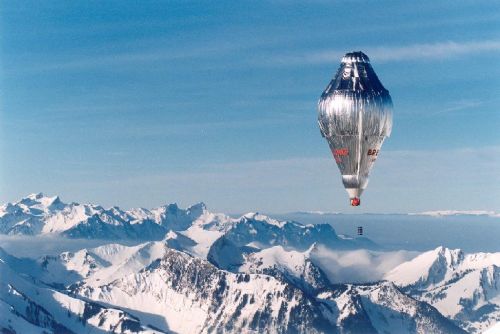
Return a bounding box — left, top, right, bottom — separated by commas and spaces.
312, 246, 420, 283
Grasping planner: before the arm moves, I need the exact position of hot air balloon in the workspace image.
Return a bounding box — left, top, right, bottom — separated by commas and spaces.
318, 51, 393, 206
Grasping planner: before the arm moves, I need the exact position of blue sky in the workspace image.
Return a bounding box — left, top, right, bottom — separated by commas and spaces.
1, 1, 499, 213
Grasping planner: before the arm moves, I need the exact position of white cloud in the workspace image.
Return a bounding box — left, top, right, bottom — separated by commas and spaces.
275, 40, 500, 65
367, 40, 500, 62
311, 245, 419, 283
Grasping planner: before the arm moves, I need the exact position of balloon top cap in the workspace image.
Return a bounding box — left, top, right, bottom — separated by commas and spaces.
341, 51, 370, 64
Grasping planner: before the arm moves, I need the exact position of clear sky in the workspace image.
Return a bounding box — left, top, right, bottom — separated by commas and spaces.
1, 1, 499, 213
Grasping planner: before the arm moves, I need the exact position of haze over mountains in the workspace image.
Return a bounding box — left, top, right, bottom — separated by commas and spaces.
274, 211, 500, 253
0, 193, 499, 333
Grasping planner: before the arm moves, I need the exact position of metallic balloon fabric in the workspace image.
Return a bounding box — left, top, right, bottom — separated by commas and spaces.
318, 52, 393, 200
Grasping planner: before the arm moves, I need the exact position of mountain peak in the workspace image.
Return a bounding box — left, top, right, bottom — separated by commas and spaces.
17, 193, 65, 210
241, 212, 286, 227
187, 202, 206, 218
434, 246, 463, 266
189, 202, 206, 210
27, 192, 45, 200
19, 192, 45, 206
166, 203, 179, 212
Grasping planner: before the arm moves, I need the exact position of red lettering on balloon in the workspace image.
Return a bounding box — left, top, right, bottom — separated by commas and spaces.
334, 148, 349, 156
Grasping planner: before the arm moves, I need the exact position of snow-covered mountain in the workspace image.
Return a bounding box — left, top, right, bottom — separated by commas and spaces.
0, 251, 158, 333
0, 194, 494, 333
238, 244, 331, 293
207, 213, 378, 271
0, 241, 465, 334
0, 193, 227, 240
385, 246, 500, 333
0, 194, 377, 257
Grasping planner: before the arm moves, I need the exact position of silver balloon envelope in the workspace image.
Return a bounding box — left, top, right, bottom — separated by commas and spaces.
318, 51, 393, 206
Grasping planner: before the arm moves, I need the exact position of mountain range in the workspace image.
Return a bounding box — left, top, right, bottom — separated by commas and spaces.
0, 193, 498, 333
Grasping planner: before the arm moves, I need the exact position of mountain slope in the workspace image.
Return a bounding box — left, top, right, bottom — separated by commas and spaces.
72, 246, 464, 334
0, 254, 160, 334
318, 282, 466, 334
385, 246, 500, 333
238, 244, 331, 293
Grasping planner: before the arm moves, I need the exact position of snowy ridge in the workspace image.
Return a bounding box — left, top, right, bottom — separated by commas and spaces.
239, 244, 332, 292
0, 193, 232, 239
386, 246, 500, 333
318, 282, 465, 334
411, 210, 500, 218
0, 255, 158, 333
